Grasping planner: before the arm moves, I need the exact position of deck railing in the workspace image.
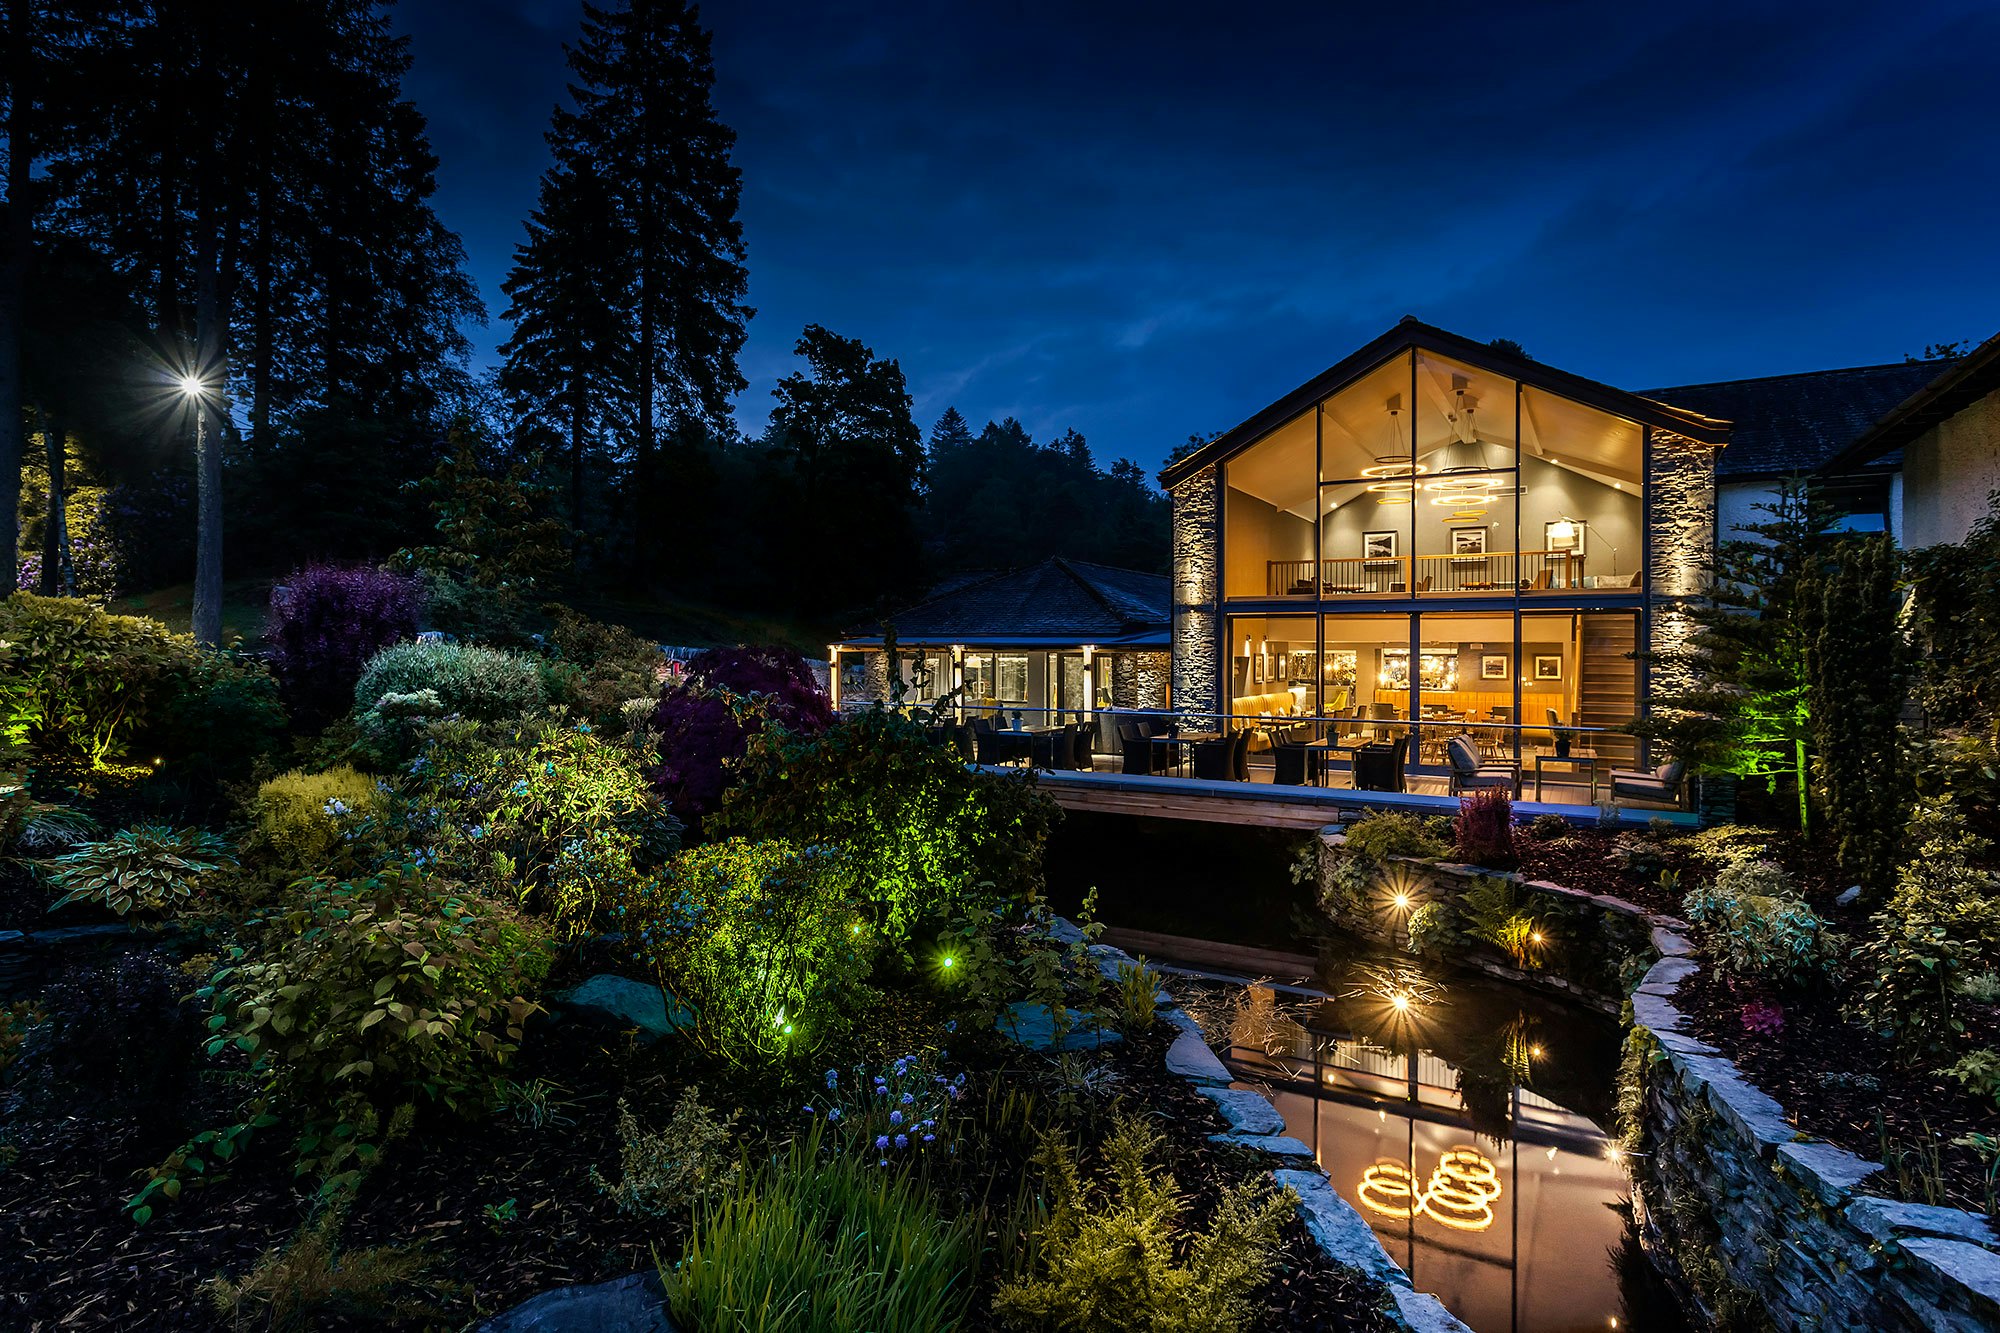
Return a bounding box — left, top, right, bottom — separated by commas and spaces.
1265, 551, 1630, 597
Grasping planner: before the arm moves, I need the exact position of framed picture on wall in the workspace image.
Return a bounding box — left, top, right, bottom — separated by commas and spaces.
1545, 518, 1587, 557
1253, 655, 1265, 684
1481, 654, 1509, 680
1450, 526, 1488, 555
1363, 530, 1398, 560
1534, 654, 1563, 681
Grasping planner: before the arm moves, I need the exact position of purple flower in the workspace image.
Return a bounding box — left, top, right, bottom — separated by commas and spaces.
802, 1105, 815, 1114
922, 1133, 935, 1143
899, 1092, 913, 1105
827, 1108, 842, 1122
889, 1110, 903, 1126
825, 1069, 839, 1089
894, 1134, 908, 1149
875, 1135, 890, 1150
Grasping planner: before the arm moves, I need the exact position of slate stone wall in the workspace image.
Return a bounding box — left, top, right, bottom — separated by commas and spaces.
1170, 465, 1220, 718
1643, 429, 1714, 708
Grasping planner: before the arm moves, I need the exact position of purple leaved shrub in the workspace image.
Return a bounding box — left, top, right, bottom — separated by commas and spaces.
652, 646, 832, 826
266, 564, 425, 728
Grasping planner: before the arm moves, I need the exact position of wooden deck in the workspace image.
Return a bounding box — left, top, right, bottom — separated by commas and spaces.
1002, 766, 1696, 831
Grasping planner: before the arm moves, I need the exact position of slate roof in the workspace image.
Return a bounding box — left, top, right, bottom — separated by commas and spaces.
1824, 330, 2000, 472
842, 557, 1169, 646
1639, 361, 1953, 480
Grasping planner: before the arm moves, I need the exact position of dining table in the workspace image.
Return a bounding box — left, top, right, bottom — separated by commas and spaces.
1149, 731, 1220, 776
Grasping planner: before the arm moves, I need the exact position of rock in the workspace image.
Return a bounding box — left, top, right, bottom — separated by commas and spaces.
1776, 1142, 1882, 1207
1651, 927, 1694, 957
1045, 917, 1087, 945
1391, 1287, 1474, 1333
994, 1001, 1121, 1052
1836, 885, 1862, 907
1164, 1026, 1232, 1086
1699, 1063, 1798, 1152
552, 975, 692, 1043
1846, 1197, 1999, 1247
480, 1272, 675, 1332
1636, 956, 1698, 995
1210, 1132, 1315, 1157
1897, 1237, 2000, 1308
1197, 1086, 1286, 1136
1273, 1168, 1412, 1291
1630, 990, 1686, 1035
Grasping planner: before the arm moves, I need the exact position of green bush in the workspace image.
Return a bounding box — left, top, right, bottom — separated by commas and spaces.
1406, 902, 1452, 956
245, 767, 391, 884
410, 717, 679, 935
720, 706, 1061, 945
1683, 861, 1834, 992
591, 1086, 740, 1218
1941, 1050, 2000, 1109
1343, 811, 1448, 862
992, 1115, 1294, 1332
1528, 813, 1570, 840
1852, 799, 2000, 1060
0, 593, 282, 776
45, 824, 234, 917
665, 1131, 978, 1333
542, 605, 664, 733
351, 640, 546, 722
202, 863, 550, 1170
617, 839, 874, 1066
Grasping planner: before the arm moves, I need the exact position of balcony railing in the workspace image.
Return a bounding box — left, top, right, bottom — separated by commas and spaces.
1265, 551, 1634, 598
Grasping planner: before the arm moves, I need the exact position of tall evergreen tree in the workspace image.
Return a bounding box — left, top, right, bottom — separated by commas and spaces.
499, 161, 631, 548
764, 324, 924, 614
546, 0, 751, 560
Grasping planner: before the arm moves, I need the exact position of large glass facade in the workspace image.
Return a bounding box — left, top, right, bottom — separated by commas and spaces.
1224, 349, 1645, 601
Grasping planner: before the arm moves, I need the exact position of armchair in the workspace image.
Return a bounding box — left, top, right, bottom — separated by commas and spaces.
1609, 759, 1686, 807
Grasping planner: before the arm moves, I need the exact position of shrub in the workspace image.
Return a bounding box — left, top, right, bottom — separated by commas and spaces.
1528, 813, 1570, 840
591, 1087, 740, 1218
1343, 811, 1447, 862
246, 767, 391, 884
1406, 902, 1452, 956
46, 824, 234, 917
0, 593, 283, 777
348, 689, 448, 770
542, 605, 664, 733
266, 564, 424, 729
206, 1197, 437, 1332
1454, 789, 1516, 868
720, 706, 1060, 943
202, 863, 550, 1171
1852, 800, 2000, 1060
351, 640, 546, 722
665, 1131, 977, 1333
811, 1053, 965, 1164
409, 717, 680, 935
1683, 863, 1834, 992
1941, 1050, 2000, 1108
618, 839, 874, 1065
992, 1115, 1294, 1332
1113, 958, 1162, 1034
652, 646, 832, 825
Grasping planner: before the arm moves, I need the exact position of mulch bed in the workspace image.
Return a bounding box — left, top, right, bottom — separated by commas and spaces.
1673, 966, 1997, 1217
1, 943, 1393, 1332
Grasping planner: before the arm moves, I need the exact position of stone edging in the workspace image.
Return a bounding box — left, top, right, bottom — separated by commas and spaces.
1076, 930, 1472, 1333
1630, 931, 2000, 1331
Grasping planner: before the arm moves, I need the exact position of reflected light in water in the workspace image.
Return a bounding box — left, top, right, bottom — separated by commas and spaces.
1360, 1147, 1504, 1232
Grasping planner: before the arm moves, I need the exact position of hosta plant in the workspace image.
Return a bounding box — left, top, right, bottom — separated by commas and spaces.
46, 825, 234, 917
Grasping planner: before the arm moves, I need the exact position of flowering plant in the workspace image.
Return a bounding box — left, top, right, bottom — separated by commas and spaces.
805, 1048, 965, 1166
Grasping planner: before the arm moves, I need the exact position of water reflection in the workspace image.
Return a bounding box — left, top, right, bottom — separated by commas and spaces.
1185, 966, 1661, 1333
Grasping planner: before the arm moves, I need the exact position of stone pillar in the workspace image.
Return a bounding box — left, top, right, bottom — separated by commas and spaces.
1133, 651, 1171, 711
1643, 428, 1717, 729
1170, 465, 1220, 719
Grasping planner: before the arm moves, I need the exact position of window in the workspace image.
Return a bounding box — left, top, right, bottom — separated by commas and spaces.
964, 653, 1029, 704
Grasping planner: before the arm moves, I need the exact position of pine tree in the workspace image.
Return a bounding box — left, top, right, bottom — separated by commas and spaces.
548, 0, 751, 560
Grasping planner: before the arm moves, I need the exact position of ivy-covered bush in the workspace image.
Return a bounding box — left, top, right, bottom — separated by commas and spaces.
1683, 860, 1835, 993
651, 646, 831, 825
408, 717, 680, 934
615, 839, 873, 1066
720, 706, 1059, 944
352, 640, 547, 723
45, 824, 234, 917
203, 863, 551, 1147
265, 564, 424, 729
0, 593, 282, 777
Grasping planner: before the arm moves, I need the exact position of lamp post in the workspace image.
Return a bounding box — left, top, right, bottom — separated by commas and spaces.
180, 373, 222, 647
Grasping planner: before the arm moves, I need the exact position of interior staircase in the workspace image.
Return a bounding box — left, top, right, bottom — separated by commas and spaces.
1577, 614, 1638, 770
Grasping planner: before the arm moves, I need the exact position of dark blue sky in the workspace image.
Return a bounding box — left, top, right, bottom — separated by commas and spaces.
396, 0, 1999, 477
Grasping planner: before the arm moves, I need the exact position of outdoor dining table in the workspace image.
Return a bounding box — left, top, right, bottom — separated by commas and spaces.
1304, 736, 1369, 787
1149, 731, 1220, 776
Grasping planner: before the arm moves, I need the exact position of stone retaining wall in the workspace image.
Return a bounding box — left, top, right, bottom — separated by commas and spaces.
1629, 940, 2000, 1332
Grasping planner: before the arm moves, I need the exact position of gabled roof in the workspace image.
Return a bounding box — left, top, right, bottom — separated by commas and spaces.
1159, 315, 1730, 490
1639, 360, 1954, 480
841, 557, 1169, 646
1821, 331, 2000, 473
